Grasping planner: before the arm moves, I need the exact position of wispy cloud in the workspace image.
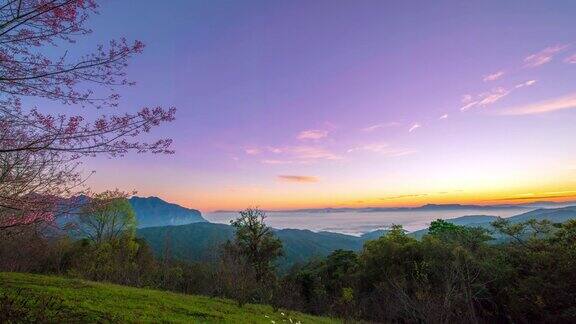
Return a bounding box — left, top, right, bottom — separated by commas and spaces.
515, 79, 537, 89
261, 159, 294, 165
523, 44, 569, 68
267, 146, 283, 154
462, 94, 473, 103
245, 147, 260, 155
297, 129, 328, 140
277, 175, 319, 183
361, 122, 401, 132
408, 123, 421, 132
565, 53, 576, 64
496, 190, 576, 201
260, 146, 342, 164
483, 70, 505, 82
477, 87, 510, 106
287, 146, 342, 161
499, 93, 576, 115
460, 87, 510, 111
249, 145, 341, 164
439, 114, 449, 120
347, 143, 416, 156
380, 193, 428, 200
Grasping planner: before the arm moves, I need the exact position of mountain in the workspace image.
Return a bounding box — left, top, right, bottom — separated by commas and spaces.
359, 229, 389, 241
138, 223, 369, 270
408, 215, 498, 239
517, 200, 576, 208
507, 206, 576, 223
137, 204, 576, 269
129, 196, 206, 228
407, 206, 576, 240
250, 203, 533, 214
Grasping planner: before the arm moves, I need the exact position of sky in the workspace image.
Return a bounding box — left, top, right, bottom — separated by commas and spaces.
70, 0, 576, 211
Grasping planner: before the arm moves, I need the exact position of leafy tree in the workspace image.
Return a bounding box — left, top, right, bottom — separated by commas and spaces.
428, 219, 460, 236
428, 219, 492, 250
230, 208, 283, 282
78, 191, 136, 244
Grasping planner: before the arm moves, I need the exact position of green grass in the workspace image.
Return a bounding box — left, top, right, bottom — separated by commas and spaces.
0, 272, 339, 323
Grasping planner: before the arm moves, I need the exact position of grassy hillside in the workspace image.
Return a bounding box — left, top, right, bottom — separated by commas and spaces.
0, 272, 338, 323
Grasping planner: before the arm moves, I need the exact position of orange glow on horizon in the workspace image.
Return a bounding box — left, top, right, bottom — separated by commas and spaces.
143, 187, 576, 213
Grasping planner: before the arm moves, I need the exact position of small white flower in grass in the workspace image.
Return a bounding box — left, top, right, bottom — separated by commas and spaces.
281, 312, 285, 316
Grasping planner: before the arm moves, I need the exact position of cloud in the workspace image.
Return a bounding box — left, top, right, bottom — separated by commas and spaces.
347, 143, 416, 156
381, 193, 428, 200
460, 87, 510, 111
483, 70, 505, 82
297, 129, 328, 140
264, 146, 342, 164
499, 93, 576, 115
408, 123, 421, 133
290, 146, 342, 161
523, 44, 569, 68
361, 122, 401, 132
460, 101, 479, 111
261, 159, 293, 165
245, 148, 260, 155
565, 53, 576, 64
477, 87, 510, 106
277, 175, 319, 183
439, 114, 449, 120
515, 79, 537, 89
267, 146, 283, 154
496, 190, 576, 201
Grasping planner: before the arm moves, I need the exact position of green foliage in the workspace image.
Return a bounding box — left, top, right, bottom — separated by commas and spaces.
230, 208, 283, 281
428, 219, 460, 236
276, 219, 576, 322
79, 192, 137, 244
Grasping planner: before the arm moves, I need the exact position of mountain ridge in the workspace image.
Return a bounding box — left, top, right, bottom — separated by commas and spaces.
129, 196, 206, 228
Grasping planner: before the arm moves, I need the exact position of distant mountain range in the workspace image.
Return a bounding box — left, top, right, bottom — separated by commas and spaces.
56, 195, 576, 269
137, 205, 576, 269
409, 206, 576, 239
215, 201, 576, 214
138, 223, 370, 270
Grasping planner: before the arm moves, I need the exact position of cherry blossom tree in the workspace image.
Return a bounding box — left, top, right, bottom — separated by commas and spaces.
0, 0, 176, 230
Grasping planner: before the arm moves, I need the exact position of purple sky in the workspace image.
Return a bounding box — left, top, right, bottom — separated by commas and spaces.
77, 0, 576, 210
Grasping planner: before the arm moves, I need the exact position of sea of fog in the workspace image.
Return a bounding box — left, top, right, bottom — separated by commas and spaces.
205, 208, 530, 236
